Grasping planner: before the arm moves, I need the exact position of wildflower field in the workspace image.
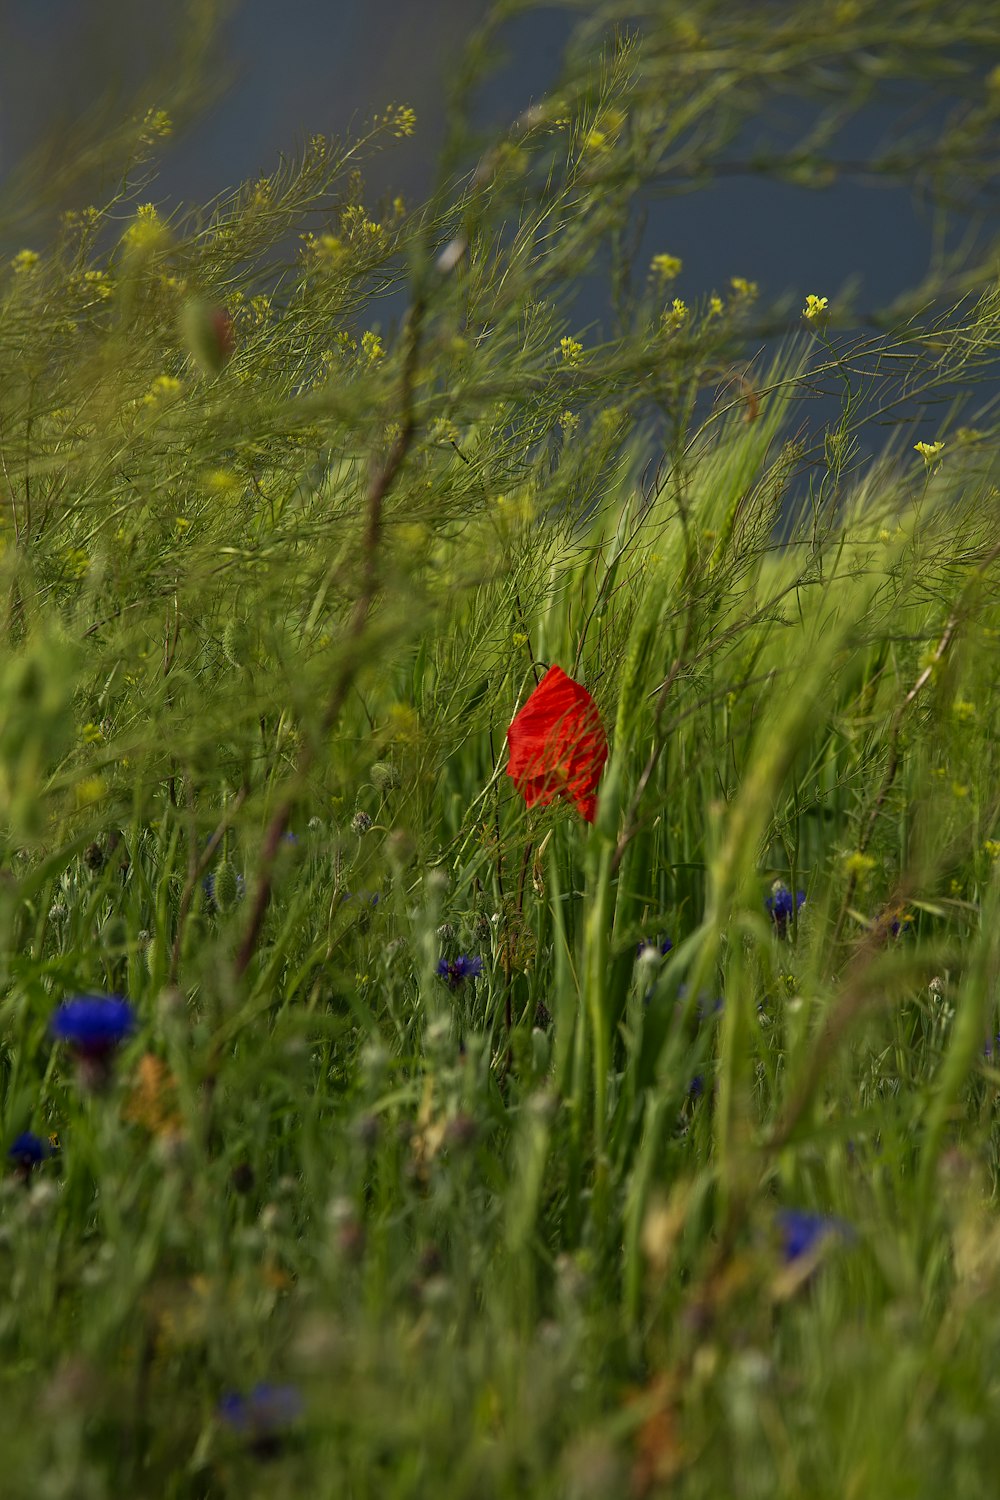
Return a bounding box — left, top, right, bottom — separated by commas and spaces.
2, 1, 1000, 1494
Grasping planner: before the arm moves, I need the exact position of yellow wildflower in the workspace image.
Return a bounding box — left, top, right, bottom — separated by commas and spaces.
205, 469, 240, 496
361, 331, 385, 364
11, 249, 40, 273
63, 547, 90, 580
842, 851, 877, 881
141, 108, 173, 140
650, 253, 682, 282
379, 103, 416, 138
661, 298, 689, 332
75, 776, 106, 808
304, 232, 345, 268
143, 374, 183, 406
560, 336, 584, 365
123, 204, 169, 254
384, 704, 421, 745
80, 269, 112, 301
914, 440, 945, 463
803, 293, 829, 320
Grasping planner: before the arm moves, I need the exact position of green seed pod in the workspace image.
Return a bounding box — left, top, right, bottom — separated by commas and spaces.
212, 860, 240, 913
370, 760, 399, 792
145, 936, 160, 978
221, 619, 241, 667
100, 915, 128, 952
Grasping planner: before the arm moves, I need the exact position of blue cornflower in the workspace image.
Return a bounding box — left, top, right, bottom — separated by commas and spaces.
436, 954, 484, 991
776, 1208, 853, 1263
766, 881, 805, 937
7, 1132, 52, 1174
50, 994, 135, 1057
218, 1382, 304, 1455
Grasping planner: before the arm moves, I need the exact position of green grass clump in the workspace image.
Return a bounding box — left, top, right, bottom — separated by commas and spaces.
1, 1, 1000, 1494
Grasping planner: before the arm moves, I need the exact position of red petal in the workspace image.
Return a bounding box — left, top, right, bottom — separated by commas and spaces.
506, 665, 608, 822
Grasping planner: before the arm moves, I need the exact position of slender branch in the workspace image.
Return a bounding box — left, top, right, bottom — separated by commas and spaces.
233, 291, 426, 979
831, 610, 960, 947
169, 787, 248, 981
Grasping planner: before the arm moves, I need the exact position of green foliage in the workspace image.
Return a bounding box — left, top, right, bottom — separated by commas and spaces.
0, 1, 1000, 1495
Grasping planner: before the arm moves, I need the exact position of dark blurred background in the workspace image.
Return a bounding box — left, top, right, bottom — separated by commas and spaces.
0, 0, 960, 315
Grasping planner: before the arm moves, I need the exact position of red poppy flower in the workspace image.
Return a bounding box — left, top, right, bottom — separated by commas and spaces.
181, 298, 235, 375
506, 665, 608, 822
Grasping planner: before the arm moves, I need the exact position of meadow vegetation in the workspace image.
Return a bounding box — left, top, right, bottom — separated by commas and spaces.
1, 1, 1000, 1494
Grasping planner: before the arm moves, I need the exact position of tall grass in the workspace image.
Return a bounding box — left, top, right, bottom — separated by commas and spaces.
1, 1, 1000, 1495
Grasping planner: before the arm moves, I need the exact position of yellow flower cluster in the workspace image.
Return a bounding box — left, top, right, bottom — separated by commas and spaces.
914, 440, 945, 463
360, 331, 385, 364
661, 299, 689, 332
204, 469, 240, 496
63, 547, 90, 580
427, 418, 460, 445
143, 374, 183, 406
140, 108, 173, 141
340, 205, 387, 247
650, 253, 683, 282
803, 294, 829, 321
75, 776, 106, 807
123, 204, 169, 254
560, 337, 584, 365
377, 103, 417, 138
82, 269, 113, 301
303, 232, 346, 268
